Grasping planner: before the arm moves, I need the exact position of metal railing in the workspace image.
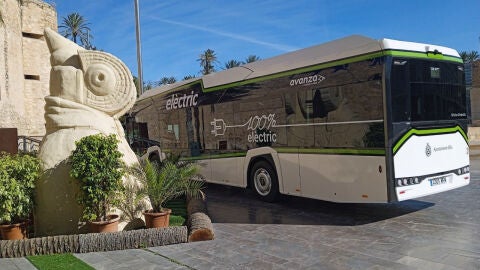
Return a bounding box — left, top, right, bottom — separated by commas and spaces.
127, 136, 160, 156
17, 136, 41, 154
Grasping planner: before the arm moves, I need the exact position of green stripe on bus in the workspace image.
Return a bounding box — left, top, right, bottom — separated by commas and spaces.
181, 152, 247, 161
177, 148, 385, 161
275, 148, 385, 156
384, 50, 463, 63
174, 80, 202, 90
393, 126, 468, 154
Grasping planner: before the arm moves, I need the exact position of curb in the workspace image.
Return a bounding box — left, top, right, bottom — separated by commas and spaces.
0, 226, 187, 258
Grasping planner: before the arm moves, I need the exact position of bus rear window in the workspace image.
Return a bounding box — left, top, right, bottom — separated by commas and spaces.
391, 58, 467, 122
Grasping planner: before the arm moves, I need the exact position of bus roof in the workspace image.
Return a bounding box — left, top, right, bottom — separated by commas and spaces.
137, 35, 460, 102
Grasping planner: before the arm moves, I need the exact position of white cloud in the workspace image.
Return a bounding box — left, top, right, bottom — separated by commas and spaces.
148, 16, 298, 53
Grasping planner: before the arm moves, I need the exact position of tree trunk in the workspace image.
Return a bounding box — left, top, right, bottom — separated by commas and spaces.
0, 227, 187, 258
187, 196, 214, 242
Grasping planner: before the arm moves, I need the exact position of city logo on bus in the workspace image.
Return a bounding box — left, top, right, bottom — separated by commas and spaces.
425, 143, 432, 157
289, 74, 326, 87
425, 143, 454, 157
165, 91, 199, 111
434, 145, 453, 152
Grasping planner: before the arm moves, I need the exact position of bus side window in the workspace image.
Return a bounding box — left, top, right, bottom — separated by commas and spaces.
159, 110, 180, 150
299, 90, 313, 121
391, 60, 410, 121
167, 124, 180, 141
312, 88, 340, 118
284, 91, 315, 147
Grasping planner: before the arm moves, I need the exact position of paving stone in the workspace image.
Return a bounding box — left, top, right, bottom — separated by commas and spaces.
75, 249, 185, 269
74, 252, 118, 270
0, 258, 36, 270
1, 157, 479, 269
396, 256, 463, 270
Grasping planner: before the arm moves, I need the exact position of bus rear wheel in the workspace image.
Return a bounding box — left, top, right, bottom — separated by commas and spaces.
250, 160, 279, 202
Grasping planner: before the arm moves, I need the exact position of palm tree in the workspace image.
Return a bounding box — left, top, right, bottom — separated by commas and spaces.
59, 13, 92, 47
143, 81, 154, 91
469, 51, 479, 62
158, 76, 177, 85
224, 60, 243, 69
245, 55, 260, 63
198, 49, 218, 75
460, 51, 467, 62
133, 75, 141, 97
183, 75, 196, 80
460, 50, 479, 63
133, 76, 156, 95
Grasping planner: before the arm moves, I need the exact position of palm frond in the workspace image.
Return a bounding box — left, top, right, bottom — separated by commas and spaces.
142, 159, 204, 212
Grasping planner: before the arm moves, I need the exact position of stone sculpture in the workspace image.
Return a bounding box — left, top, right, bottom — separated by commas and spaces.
35, 28, 148, 236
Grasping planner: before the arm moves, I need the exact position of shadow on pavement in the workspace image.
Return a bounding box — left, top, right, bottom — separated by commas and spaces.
205, 183, 434, 226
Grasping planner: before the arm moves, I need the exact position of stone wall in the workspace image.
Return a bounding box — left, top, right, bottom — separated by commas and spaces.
468, 60, 480, 143
0, 0, 26, 134
0, 0, 56, 138
470, 60, 480, 126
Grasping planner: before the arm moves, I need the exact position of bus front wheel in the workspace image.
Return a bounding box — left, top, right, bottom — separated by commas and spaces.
250, 160, 279, 202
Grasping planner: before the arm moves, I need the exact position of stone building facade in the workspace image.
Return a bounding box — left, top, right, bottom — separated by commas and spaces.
0, 0, 57, 139
469, 60, 480, 125
466, 60, 480, 142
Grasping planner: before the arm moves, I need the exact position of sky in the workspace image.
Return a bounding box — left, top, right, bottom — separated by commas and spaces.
54, 0, 479, 83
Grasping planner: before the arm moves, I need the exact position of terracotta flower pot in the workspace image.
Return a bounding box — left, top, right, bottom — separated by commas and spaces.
143, 209, 172, 228
0, 221, 28, 240
87, 214, 120, 233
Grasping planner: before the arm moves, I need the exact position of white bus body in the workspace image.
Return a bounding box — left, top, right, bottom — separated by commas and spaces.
132, 35, 470, 203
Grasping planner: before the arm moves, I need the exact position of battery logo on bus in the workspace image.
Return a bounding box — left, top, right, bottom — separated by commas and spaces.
211, 114, 278, 144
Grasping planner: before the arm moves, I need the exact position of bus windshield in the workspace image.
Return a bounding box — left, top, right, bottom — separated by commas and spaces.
390, 58, 467, 122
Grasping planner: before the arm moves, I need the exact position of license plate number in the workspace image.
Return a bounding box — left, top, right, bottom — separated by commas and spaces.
429, 176, 447, 186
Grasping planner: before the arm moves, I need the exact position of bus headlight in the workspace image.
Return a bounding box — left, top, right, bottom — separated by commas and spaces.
396, 177, 422, 187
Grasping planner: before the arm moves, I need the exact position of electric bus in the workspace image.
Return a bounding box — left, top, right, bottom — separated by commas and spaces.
131, 35, 470, 203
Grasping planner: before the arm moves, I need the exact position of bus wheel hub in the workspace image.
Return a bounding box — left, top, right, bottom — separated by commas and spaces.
254, 169, 271, 195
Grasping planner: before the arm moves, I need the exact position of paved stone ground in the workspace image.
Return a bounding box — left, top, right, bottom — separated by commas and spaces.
2, 158, 480, 269
0, 258, 37, 270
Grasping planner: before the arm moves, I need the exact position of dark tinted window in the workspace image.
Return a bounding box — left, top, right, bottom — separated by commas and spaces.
138, 58, 386, 154
391, 58, 466, 122
202, 58, 385, 150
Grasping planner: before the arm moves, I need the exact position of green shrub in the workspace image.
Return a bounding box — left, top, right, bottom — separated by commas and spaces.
0, 152, 40, 224
69, 134, 124, 222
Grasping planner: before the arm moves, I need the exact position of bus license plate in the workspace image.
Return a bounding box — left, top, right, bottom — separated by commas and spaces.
429, 176, 447, 186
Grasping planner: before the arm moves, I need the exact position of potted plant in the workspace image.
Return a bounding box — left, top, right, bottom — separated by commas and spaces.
142, 158, 204, 228
0, 152, 40, 240
69, 134, 124, 233
117, 164, 150, 230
